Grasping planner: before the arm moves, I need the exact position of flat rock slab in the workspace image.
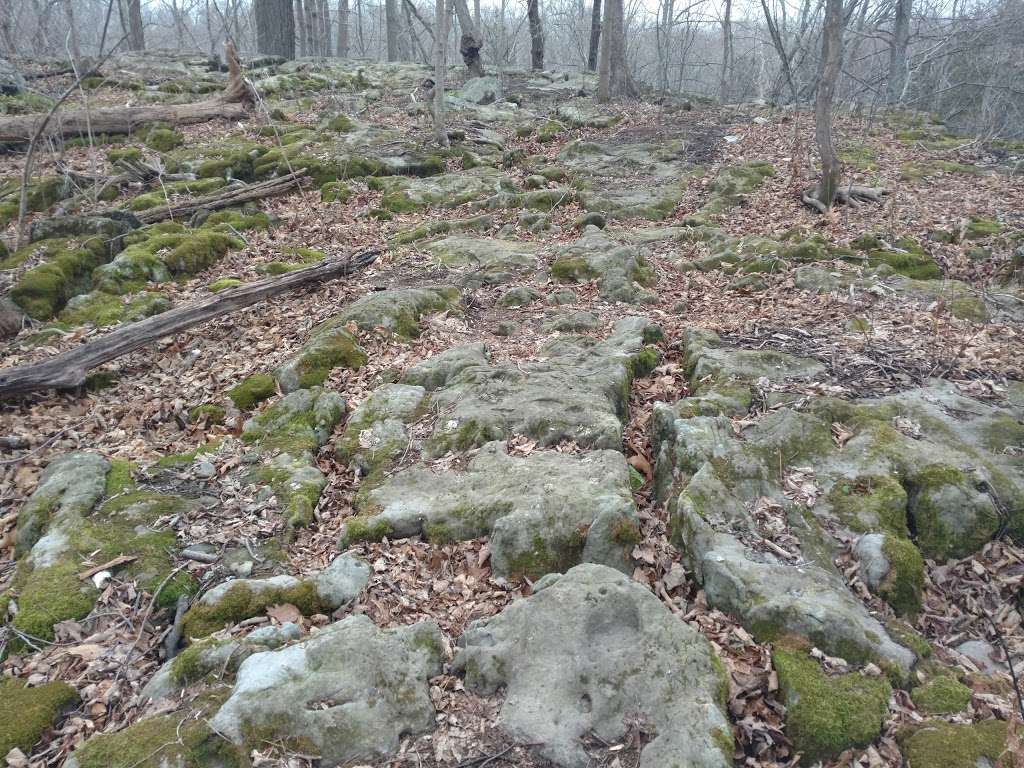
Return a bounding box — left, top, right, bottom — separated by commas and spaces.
404, 316, 661, 456
421, 236, 539, 287
453, 564, 732, 768
319, 286, 459, 339
371, 167, 513, 212
550, 228, 657, 303
211, 615, 443, 767
342, 441, 639, 578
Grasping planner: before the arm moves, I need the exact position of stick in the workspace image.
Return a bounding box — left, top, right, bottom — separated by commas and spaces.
164, 594, 190, 661
78, 554, 138, 581
0, 248, 380, 398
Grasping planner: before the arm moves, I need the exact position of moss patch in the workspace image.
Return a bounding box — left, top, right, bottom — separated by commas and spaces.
899, 719, 1007, 768
12, 561, 96, 641
0, 678, 78, 757
879, 534, 925, 617
181, 580, 328, 639
773, 647, 891, 763
227, 373, 276, 410
910, 676, 971, 715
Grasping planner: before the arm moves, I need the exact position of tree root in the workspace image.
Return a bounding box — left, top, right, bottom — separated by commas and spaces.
802, 184, 888, 213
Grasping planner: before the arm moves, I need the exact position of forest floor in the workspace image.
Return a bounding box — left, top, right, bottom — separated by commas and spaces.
0, 53, 1023, 768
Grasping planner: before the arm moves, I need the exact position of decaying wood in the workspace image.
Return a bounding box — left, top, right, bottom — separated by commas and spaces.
134, 169, 308, 225
0, 247, 379, 398
0, 42, 253, 144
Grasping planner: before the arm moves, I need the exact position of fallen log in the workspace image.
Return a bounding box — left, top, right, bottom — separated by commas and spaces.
134, 169, 308, 225
0, 247, 380, 398
0, 42, 253, 144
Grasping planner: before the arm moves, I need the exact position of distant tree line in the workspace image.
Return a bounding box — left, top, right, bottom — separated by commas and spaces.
0, 0, 1022, 137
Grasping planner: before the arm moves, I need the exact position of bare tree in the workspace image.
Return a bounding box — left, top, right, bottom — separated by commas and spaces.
888, 0, 911, 102
587, 0, 602, 71
596, 0, 632, 101
527, 0, 544, 70
434, 0, 448, 146
256, 0, 296, 58
385, 0, 400, 60
296, 0, 308, 55
337, 0, 349, 56
719, 0, 733, 103
126, 0, 145, 50
452, 0, 483, 77
809, 0, 844, 209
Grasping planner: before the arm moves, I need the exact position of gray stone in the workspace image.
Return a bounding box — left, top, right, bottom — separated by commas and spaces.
18, 452, 109, 561
460, 76, 502, 105
372, 167, 513, 210
246, 621, 302, 648
955, 640, 1007, 674
200, 574, 302, 607
274, 326, 366, 393
541, 310, 600, 333
242, 387, 346, 457
550, 228, 657, 303
0, 57, 26, 95
453, 564, 732, 768
29, 215, 134, 255
322, 286, 459, 338
497, 286, 541, 308
335, 384, 426, 477
314, 553, 370, 606
422, 236, 538, 287
211, 615, 443, 767
854, 533, 891, 592
342, 442, 639, 578
407, 317, 660, 456
546, 288, 578, 305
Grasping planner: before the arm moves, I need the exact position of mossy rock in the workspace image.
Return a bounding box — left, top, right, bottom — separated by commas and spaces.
910, 675, 972, 715
9, 237, 110, 320
208, 277, 242, 292
965, 217, 1002, 239
320, 181, 352, 203
189, 404, 226, 424
773, 647, 891, 763
0, 678, 79, 757
227, 373, 276, 410
181, 580, 328, 639
144, 127, 183, 152
879, 534, 925, 617
11, 561, 97, 641
58, 290, 170, 327
899, 719, 1007, 768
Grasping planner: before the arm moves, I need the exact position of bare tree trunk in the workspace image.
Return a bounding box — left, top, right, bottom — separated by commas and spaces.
452, 0, 484, 77
473, 0, 480, 27
296, 0, 308, 55
597, 0, 610, 100
587, 0, 602, 72
719, 0, 732, 103
127, 0, 145, 50
385, 0, 400, 60
527, 0, 544, 71
322, 0, 333, 55
888, 0, 911, 103
62, 0, 82, 64
597, 0, 631, 100
812, 0, 845, 209
256, 0, 296, 58
0, 0, 15, 55
337, 0, 349, 55
434, 0, 449, 147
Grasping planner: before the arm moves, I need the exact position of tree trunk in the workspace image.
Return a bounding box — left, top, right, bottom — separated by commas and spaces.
587, 0, 602, 72
888, 0, 911, 103
719, 0, 732, 103
0, 0, 15, 55
597, 0, 610, 100
597, 0, 631, 101
452, 0, 484, 77
256, 0, 296, 59
811, 0, 845, 209
0, 249, 379, 398
434, 0, 449, 147
127, 0, 145, 50
296, 0, 308, 55
0, 44, 253, 144
62, 1, 82, 65
337, 0, 349, 55
321, 0, 333, 55
385, 0, 401, 61
527, 0, 544, 71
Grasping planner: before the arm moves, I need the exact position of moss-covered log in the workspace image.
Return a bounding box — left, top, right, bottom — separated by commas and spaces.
0, 247, 379, 397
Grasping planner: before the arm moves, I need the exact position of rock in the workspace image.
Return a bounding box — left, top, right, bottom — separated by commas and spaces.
342, 442, 639, 578
453, 564, 732, 768
335, 383, 426, 485
246, 621, 302, 648
546, 288, 578, 305
422, 236, 538, 287
0, 296, 26, 339
899, 720, 1007, 768
210, 615, 443, 766
0, 57, 27, 95
460, 76, 502, 104
242, 387, 346, 457
405, 317, 660, 456
855, 533, 891, 592
0, 678, 78, 758
314, 553, 370, 606
323, 286, 459, 338
370, 167, 513, 212
497, 286, 541, 308
549, 228, 657, 303
541, 310, 600, 332
726, 273, 767, 292
954, 639, 1007, 674
194, 459, 217, 479
29, 215, 134, 256
698, 162, 774, 216
17, 452, 110, 559
274, 325, 367, 393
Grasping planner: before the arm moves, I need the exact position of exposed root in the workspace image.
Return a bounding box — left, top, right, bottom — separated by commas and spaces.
802, 184, 888, 213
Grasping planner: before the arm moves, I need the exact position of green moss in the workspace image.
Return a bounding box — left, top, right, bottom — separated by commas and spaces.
85, 370, 118, 391
9, 237, 110, 319
0, 678, 78, 756
12, 561, 96, 641
70, 711, 242, 768
182, 580, 327, 639
549, 255, 599, 282
538, 120, 564, 143
948, 295, 989, 322
107, 147, 142, 164
900, 719, 1006, 768
227, 373, 276, 410
208, 277, 242, 292
188, 404, 226, 424
144, 127, 183, 152
965, 217, 1002, 239
292, 333, 367, 389
58, 290, 169, 327
0, 92, 54, 114
827, 474, 908, 535
320, 181, 352, 203
879, 534, 925, 617
195, 149, 257, 181
610, 517, 642, 545
339, 514, 395, 545
908, 464, 998, 561
153, 441, 221, 470
838, 143, 877, 170
981, 415, 1024, 453
885, 619, 932, 660
326, 113, 355, 132
773, 648, 891, 763
911, 676, 971, 715
710, 726, 734, 763
104, 459, 136, 497
201, 208, 271, 232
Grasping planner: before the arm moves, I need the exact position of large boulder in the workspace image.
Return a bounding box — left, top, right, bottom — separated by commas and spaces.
210, 615, 443, 767
0, 57, 26, 95
453, 564, 733, 768
549, 228, 657, 303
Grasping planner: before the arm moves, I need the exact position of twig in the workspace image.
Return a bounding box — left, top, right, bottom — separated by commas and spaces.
114, 564, 188, 685
164, 594, 190, 661
78, 554, 138, 581
0, 419, 88, 466
986, 613, 1024, 717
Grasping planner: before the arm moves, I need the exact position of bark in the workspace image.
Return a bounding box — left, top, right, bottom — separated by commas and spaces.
434, 0, 449, 147
308, 0, 321, 54
62, 1, 82, 65
587, 0, 602, 72
811, 0, 845, 209
0, 249, 380, 398
527, 0, 544, 71
337, 0, 349, 55
127, 0, 145, 50
452, 0, 484, 77
385, 0, 401, 60
597, 0, 633, 101
256, 0, 296, 59
0, 0, 14, 55
296, 0, 308, 56
888, 0, 911, 103
134, 170, 307, 225
321, 0, 332, 55
597, 0, 610, 100
0, 43, 253, 144
719, 0, 733, 103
